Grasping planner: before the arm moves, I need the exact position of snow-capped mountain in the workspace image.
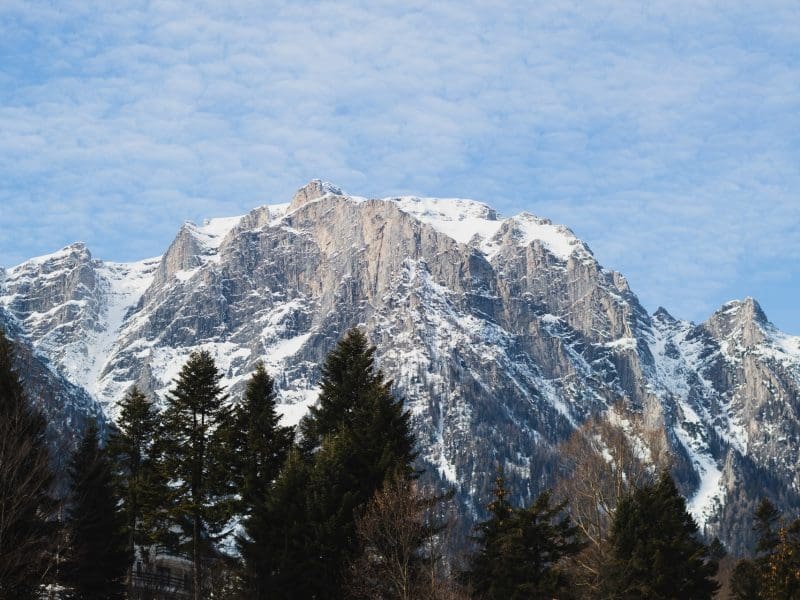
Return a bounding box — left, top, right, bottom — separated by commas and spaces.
2, 180, 798, 552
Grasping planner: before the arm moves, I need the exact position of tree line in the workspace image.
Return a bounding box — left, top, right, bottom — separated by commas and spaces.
1, 327, 797, 599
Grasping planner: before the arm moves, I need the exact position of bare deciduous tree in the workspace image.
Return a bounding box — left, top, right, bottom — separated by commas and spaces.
553, 407, 671, 596
346, 473, 469, 600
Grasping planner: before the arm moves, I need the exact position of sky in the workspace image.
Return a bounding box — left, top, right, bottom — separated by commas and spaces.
1, 1, 799, 332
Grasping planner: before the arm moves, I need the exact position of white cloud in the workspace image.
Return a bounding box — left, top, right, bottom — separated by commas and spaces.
0, 0, 798, 330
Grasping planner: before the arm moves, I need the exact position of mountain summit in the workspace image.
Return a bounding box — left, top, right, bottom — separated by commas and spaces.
289, 179, 344, 210
2, 181, 799, 552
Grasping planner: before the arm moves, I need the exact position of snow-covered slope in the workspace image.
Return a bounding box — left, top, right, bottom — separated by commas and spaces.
391, 195, 592, 262
3, 180, 798, 552
0, 306, 108, 476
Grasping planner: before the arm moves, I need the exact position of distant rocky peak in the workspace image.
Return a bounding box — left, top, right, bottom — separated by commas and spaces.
157, 224, 205, 278
289, 179, 345, 211
239, 204, 278, 230
53, 241, 89, 254
705, 297, 771, 347
4, 242, 97, 303
652, 306, 678, 325
736, 297, 769, 325
608, 270, 631, 294
13, 242, 93, 272
716, 297, 769, 327
501, 212, 590, 262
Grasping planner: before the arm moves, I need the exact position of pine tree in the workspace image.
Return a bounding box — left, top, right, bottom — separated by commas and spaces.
297, 328, 417, 598
508, 490, 586, 597
159, 350, 231, 600
0, 330, 57, 600
299, 328, 415, 473
230, 362, 294, 599
304, 430, 366, 597
604, 472, 720, 599
755, 498, 781, 556
260, 449, 315, 599
231, 362, 294, 513
466, 470, 584, 599
107, 386, 165, 590
60, 423, 130, 600
731, 558, 761, 600
466, 470, 514, 598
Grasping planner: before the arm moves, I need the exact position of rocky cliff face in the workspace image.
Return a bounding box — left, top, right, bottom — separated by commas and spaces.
0, 306, 108, 483
2, 181, 798, 552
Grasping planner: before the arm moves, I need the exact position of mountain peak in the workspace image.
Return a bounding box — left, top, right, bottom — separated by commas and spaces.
716, 297, 769, 326
289, 179, 344, 211
705, 296, 772, 346
653, 306, 678, 324
11, 241, 91, 271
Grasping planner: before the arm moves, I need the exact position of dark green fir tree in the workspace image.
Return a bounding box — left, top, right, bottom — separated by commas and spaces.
60, 423, 130, 600
604, 472, 720, 599
730, 558, 761, 600
465, 470, 514, 598
466, 470, 584, 599
297, 328, 417, 598
299, 328, 416, 475
231, 362, 294, 513
254, 449, 314, 600
159, 350, 232, 600
754, 497, 781, 556
0, 330, 57, 600
230, 362, 294, 599
107, 386, 165, 584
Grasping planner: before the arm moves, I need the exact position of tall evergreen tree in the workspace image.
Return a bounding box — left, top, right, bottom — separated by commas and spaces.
230, 362, 294, 599
107, 389, 161, 541
230, 362, 294, 513
107, 386, 165, 586
730, 558, 761, 600
60, 424, 130, 600
297, 328, 417, 598
604, 472, 720, 599
754, 498, 781, 556
299, 328, 415, 474
0, 330, 57, 600
159, 350, 231, 600
303, 430, 367, 597
259, 449, 315, 599
465, 470, 514, 597
466, 470, 584, 599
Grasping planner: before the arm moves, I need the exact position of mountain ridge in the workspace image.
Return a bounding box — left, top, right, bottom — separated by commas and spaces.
2, 180, 799, 553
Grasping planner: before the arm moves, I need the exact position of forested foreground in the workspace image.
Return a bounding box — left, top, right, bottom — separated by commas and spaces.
1, 328, 799, 599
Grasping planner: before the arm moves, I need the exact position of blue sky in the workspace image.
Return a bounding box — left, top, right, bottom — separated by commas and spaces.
1, 1, 799, 332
